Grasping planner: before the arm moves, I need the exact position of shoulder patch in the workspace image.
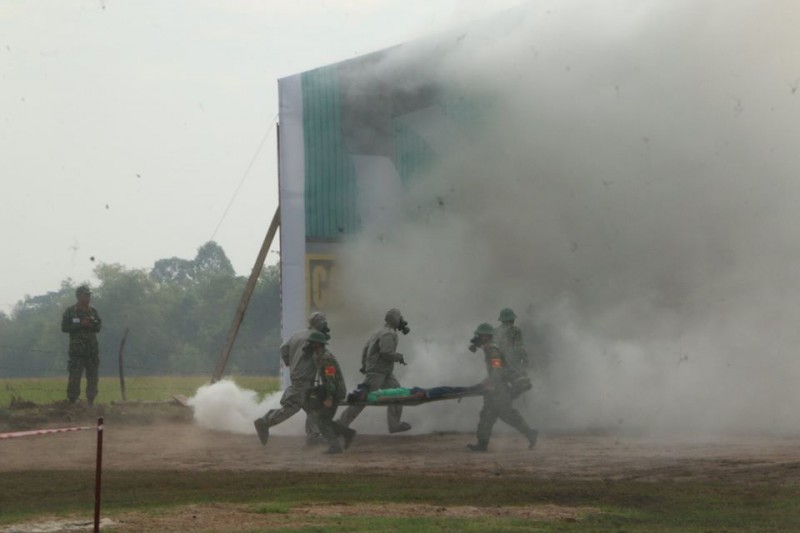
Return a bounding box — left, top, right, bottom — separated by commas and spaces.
324, 365, 337, 377
490, 358, 503, 369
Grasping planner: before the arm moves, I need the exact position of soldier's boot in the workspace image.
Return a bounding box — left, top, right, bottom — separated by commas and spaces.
389, 422, 412, 434
305, 433, 326, 446
527, 429, 539, 450
253, 418, 270, 446
467, 439, 489, 452
342, 428, 356, 450
324, 444, 344, 454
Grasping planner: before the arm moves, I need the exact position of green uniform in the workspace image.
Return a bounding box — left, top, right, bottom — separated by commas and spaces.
61, 304, 102, 403
495, 323, 529, 371
337, 325, 405, 430
475, 343, 534, 444
307, 350, 350, 451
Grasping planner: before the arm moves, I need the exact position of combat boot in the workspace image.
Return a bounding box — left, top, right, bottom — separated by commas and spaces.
389, 422, 412, 434
467, 439, 489, 452
253, 418, 270, 446
527, 429, 539, 449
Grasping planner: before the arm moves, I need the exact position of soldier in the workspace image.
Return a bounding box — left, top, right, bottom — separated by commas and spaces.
467, 323, 538, 452
304, 331, 356, 454
337, 308, 412, 433
61, 285, 102, 405
253, 312, 329, 446
495, 308, 529, 372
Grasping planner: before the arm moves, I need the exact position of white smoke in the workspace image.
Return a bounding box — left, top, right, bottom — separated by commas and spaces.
188, 380, 304, 435
324, 1, 800, 436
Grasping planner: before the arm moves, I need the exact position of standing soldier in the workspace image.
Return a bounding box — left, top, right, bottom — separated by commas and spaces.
496, 308, 529, 372
305, 331, 356, 454
61, 285, 102, 406
337, 308, 412, 433
467, 323, 538, 452
253, 312, 329, 446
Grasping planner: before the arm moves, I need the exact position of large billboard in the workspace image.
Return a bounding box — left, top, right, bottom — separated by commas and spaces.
278, 45, 483, 341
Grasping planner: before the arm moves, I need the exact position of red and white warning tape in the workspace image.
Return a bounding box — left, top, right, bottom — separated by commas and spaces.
0, 425, 95, 440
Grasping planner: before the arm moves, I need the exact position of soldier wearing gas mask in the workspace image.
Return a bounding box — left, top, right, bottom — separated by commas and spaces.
467, 323, 538, 452
253, 312, 330, 446
336, 308, 412, 433
495, 308, 529, 372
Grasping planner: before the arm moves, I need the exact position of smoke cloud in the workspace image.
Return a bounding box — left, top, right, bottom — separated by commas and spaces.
323, 1, 800, 436
189, 380, 304, 436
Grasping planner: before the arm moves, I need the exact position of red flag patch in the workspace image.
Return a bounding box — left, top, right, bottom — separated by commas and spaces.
324, 365, 336, 377
490, 358, 503, 369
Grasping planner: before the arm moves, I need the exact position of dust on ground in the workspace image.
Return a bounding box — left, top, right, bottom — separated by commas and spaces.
3, 420, 800, 484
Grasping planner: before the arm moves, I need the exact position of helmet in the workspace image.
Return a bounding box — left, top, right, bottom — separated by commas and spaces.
474, 322, 495, 337
385, 308, 403, 328
76, 285, 92, 297
309, 312, 327, 330
307, 330, 329, 344
498, 308, 517, 322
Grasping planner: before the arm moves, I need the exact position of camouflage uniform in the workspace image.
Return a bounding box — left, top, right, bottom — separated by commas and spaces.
337, 310, 410, 432
61, 302, 102, 403
472, 341, 537, 450
308, 349, 352, 452
495, 323, 529, 371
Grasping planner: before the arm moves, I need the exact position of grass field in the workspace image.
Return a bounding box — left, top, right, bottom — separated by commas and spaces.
0, 375, 281, 405
1, 471, 799, 531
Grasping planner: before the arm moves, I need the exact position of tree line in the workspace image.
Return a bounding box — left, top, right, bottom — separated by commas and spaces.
0, 242, 282, 378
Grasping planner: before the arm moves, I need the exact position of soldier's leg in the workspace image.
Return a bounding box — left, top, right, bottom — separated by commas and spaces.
336, 372, 384, 428
305, 414, 318, 433
66, 357, 83, 403
497, 403, 538, 448
382, 374, 406, 431
262, 383, 307, 427
476, 397, 500, 443
85, 357, 99, 405
314, 406, 343, 453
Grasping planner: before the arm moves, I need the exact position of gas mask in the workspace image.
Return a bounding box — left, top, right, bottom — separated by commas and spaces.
398, 318, 410, 335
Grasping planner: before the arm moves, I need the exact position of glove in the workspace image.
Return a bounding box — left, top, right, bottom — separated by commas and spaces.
395, 354, 406, 365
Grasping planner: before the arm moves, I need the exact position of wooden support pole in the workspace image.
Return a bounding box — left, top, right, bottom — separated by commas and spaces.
211, 207, 280, 383
117, 327, 129, 402
93, 417, 104, 533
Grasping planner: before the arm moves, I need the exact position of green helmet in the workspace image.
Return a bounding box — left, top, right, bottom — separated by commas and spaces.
498, 308, 517, 322
474, 322, 495, 337
307, 331, 329, 344
76, 285, 92, 297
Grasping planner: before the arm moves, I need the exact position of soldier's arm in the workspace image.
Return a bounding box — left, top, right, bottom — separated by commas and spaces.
91, 309, 102, 333
279, 342, 291, 366
378, 332, 404, 363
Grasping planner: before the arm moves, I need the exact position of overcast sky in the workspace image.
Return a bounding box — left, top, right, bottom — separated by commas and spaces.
0, 0, 522, 311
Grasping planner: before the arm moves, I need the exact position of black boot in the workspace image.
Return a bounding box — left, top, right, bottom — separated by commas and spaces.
467, 439, 489, 452
253, 418, 270, 446
527, 429, 539, 449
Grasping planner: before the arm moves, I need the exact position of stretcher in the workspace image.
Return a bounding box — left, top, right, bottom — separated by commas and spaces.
343, 383, 486, 407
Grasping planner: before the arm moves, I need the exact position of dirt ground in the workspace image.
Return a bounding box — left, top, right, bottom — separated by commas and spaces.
4, 421, 800, 484
5, 414, 800, 532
